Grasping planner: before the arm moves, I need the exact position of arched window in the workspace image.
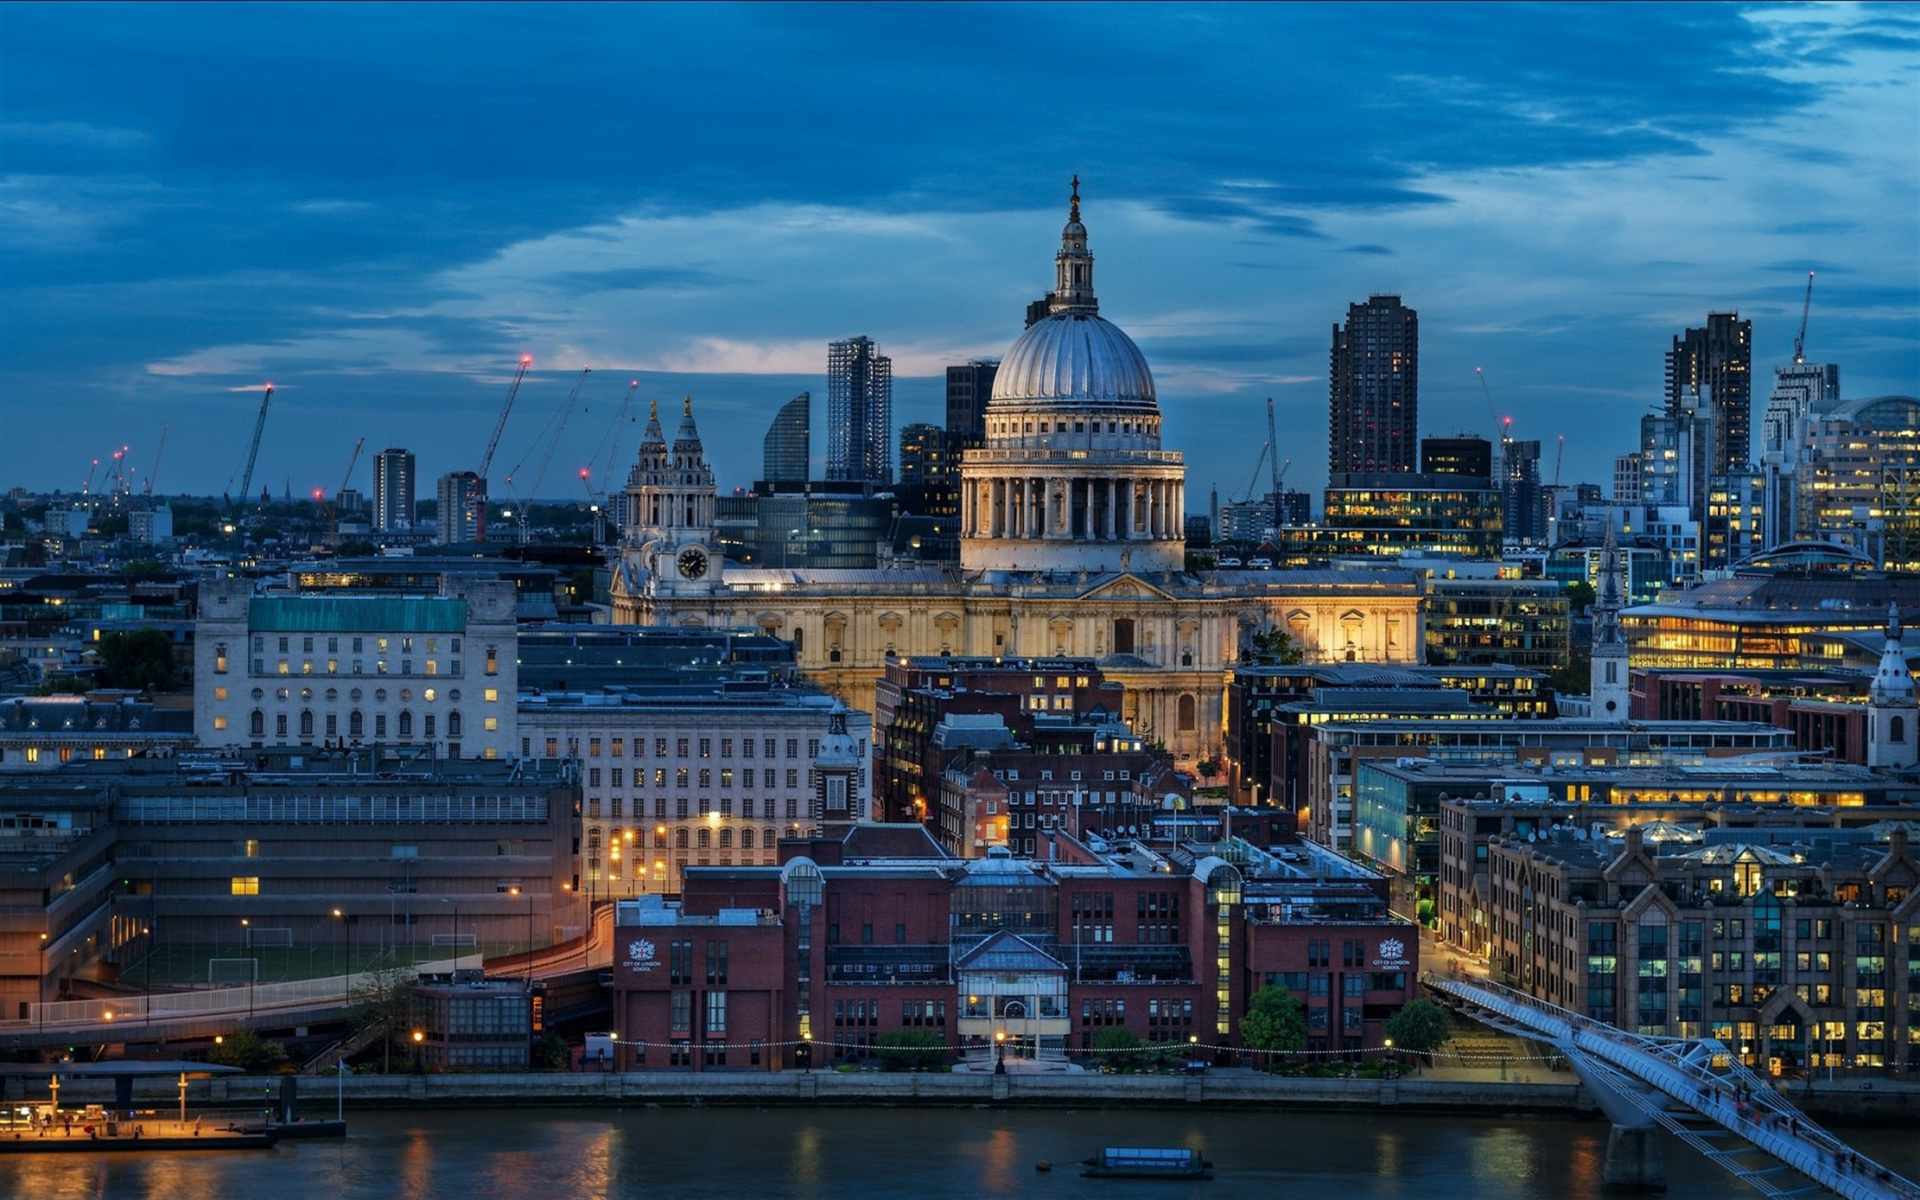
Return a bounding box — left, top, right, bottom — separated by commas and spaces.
249, 710, 264, 738
766, 828, 778, 850
740, 829, 755, 849
675, 828, 689, 849
1895, 715, 1908, 745
299, 709, 314, 738
1177, 694, 1197, 732
719, 829, 733, 849
696, 828, 711, 849
398, 710, 413, 738
275, 713, 288, 738
448, 711, 463, 737
349, 710, 364, 738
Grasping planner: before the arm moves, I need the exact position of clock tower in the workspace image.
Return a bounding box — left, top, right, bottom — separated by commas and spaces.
623, 397, 719, 593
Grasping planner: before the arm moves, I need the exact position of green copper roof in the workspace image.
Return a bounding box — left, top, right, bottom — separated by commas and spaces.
249, 596, 467, 633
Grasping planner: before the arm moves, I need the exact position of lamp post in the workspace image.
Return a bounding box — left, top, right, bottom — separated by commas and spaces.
411, 1029, 425, 1074
509, 887, 533, 988
1384, 1037, 1394, 1077
994, 1030, 1007, 1075
624, 830, 637, 897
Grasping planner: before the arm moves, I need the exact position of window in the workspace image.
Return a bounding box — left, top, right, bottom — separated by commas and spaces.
485, 646, 498, 675
230, 876, 260, 896
706, 940, 728, 984
250, 710, 265, 738
451, 712, 465, 736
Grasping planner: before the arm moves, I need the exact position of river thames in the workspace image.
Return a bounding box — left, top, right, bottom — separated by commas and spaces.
5, 1106, 1917, 1198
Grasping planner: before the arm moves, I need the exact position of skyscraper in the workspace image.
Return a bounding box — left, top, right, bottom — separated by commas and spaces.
762, 392, 811, 488
827, 336, 892, 484
373, 447, 415, 535
945, 360, 999, 444
436, 470, 478, 543
1500, 438, 1545, 544
1665, 312, 1753, 475
1329, 295, 1418, 479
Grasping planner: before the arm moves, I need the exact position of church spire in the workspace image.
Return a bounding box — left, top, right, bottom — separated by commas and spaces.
1050, 174, 1098, 316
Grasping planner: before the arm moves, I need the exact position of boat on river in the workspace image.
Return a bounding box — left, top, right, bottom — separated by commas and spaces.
1081, 1146, 1213, 1180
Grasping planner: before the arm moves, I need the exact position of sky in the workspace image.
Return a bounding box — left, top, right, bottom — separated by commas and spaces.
2, 2, 1916, 511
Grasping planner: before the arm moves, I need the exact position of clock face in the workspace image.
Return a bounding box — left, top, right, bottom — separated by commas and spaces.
677, 547, 709, 580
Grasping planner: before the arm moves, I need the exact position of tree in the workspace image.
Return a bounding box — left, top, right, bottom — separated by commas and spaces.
533, 1032, 571, 1071
349, 967, 418, 1073
1239, 985, 1305, 1066
1248, 626, 1305, 665
206, 1029, 290, 1073
1092, 1026, 1143, 1072
1564, 579, 1596, 611
336, 540, 377, 558
95, 627, 179, 692
34, 675, 90, 696
1384, 998, 1451, 1062
874, 1028, 947, 1071
1195, 758, 1222, 785
123, 558, 170, 578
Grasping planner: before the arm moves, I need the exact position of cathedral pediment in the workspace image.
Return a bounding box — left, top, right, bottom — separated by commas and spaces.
1076, 573, 1175, 602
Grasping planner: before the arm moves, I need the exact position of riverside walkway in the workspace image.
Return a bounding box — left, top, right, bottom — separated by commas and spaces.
1430, 975, 1920, 1200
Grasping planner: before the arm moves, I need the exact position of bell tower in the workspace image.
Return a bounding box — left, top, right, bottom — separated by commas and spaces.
1869, 604, 1918, 770
623, 397, 719, 589
1590, 519, 1631, 725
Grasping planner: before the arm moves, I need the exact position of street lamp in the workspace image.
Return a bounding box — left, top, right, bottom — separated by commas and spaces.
1384, 1037, 1394, 1077
411, 1029, 425, 1074
509, 887, 533, 987
995, 1030, 1007, 1075
624, 830, 637, 896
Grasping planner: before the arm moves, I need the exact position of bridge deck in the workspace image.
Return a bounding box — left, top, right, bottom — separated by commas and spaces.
1429, 975, 1920, 1200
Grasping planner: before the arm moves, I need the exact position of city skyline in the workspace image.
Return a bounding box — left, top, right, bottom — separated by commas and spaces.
2, 4, 1915, 508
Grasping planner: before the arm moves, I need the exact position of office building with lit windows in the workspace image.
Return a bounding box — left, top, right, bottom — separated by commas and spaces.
1329, 295, 1419, 478
1452, 814, 1920, 1073
192, 575, 519, 758
518, 688, 872, 897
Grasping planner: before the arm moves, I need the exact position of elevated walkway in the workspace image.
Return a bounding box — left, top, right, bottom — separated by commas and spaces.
1430, 975, 1920, 1199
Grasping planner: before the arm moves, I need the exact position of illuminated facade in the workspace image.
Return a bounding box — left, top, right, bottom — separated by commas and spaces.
1330, 295, 1419, 477
193, 575, 519, 759
1280, 473, 1504, 563
1455, 817, 1920, 1074
612, 189, 1426, 762
1796, 395, 1920, 570
1624, 569, 1920, 673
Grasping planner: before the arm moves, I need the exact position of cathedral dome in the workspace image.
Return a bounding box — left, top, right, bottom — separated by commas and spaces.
992, 312, 1156, 410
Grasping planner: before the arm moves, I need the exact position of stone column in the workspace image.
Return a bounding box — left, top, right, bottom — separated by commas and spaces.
1105, 479, 1117, 540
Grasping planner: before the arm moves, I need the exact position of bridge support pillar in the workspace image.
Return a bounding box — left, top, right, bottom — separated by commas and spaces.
1601, 1124, 1665, 1193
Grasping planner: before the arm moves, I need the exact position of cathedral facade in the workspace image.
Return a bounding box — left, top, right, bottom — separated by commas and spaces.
611, 186, 1424, 765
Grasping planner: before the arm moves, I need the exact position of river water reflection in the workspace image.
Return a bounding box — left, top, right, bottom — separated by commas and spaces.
5, 1106, 1917, 1199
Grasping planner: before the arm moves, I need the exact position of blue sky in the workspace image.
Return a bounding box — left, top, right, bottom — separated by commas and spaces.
3, 2, 1916, 509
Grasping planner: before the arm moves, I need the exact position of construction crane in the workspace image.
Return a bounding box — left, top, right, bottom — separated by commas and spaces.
1263, 398, 1292, 492
506, 367, 592, 543
1792, 270, 1816, 364
1476, 366, 1505, 443
318, 437, 365, 547
472, 356, 532, 543
144, 425, 169, 498
583, 379, 639, 546
81, 459, 100, 496
225, 383, 274, 515
1238, 441, 1271, 503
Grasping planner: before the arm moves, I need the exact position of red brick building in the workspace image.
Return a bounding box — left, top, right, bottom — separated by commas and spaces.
610, 822, 1419, 1070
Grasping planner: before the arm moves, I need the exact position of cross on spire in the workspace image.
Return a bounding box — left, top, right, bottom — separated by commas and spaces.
1070, 174, 1081, 223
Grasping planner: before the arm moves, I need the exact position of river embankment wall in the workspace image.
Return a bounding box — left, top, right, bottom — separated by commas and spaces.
19, 1070, 1912, 1124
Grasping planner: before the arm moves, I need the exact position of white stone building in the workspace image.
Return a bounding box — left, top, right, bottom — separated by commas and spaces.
194, 575, 518, 758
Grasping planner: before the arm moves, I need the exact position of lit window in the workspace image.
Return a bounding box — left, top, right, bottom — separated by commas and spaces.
484, 689, 498, 702
230, 877, 260, 896
484, 717, 498, 731
213, 687, 228, 701
213, 716, 229, 730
